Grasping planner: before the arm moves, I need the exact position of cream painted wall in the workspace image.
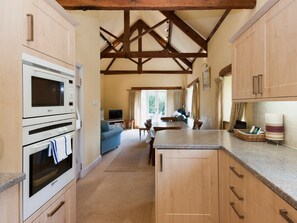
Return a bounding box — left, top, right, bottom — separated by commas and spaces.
102, 74, 186, 120
188, 0, 269, 129
70, 11, 101, 167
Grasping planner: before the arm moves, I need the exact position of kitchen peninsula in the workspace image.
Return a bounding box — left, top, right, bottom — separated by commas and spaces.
154, 129, 297, 223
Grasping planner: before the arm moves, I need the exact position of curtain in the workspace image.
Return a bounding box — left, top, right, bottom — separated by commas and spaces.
228, 102, 247, 131
128, 90, 141, 128
134, 91, 141, 128
215, 77, 224, 129
174, 90, 184, 111
191, 82, 200, 119
166, 90, 175, 116
128, 90, 135, 120
166, 89, 185, 116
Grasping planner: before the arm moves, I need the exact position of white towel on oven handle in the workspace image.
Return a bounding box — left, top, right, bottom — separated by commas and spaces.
48, 136, 68, 164
64, 134, 72, 156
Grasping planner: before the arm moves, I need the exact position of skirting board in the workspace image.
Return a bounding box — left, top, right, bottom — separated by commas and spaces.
80, 155, 102, 178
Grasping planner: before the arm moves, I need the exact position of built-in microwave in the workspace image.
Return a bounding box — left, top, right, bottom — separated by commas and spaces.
22, 54, 75, 118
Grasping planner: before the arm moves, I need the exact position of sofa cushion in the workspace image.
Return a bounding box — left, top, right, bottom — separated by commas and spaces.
101, 120, 110, 132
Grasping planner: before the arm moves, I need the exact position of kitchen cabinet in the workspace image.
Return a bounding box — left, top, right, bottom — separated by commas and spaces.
0, 0, 77, 222
0, 184, 20, 223
25, 181, 76, 223
232, 23, 264, 100
232, 0, 297, 101
219, 150, 297, 223
155, 149, 219, 223
23, 0, 76, 65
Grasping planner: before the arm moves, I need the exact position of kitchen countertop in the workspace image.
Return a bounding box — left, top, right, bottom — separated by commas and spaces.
0, 173, 25, 193
154, 129, 297, 210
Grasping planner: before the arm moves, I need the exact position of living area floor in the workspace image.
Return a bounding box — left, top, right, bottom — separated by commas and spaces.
76, 130, 155, 223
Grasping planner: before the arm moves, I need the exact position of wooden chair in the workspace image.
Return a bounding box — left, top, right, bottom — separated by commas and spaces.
193, 119, 203, 130
144, 121, 154, 164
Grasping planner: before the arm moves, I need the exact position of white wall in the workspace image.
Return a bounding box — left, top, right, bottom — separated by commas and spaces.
70, 11, 101, 168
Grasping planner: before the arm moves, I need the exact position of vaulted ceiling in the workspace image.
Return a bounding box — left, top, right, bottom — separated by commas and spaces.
57, 0, 256, 75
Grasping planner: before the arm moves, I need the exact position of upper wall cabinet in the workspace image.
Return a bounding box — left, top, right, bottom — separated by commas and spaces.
23, 0, 76, 65
232, 0, 297, 101
233, 23, 264, 100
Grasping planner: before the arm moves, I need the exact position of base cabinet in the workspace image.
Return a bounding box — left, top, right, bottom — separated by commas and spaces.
155, 149, 219, 223
25, 182, 76, 223
0, 184, 20, 223
219, 150, 297, 223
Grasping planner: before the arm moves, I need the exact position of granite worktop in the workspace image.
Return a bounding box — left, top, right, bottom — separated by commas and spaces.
0, 173, 25, 193
154, 129, 297, 210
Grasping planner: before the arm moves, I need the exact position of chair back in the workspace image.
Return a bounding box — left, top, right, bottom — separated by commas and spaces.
193, 119, 203, 130
144, 121, 152, 133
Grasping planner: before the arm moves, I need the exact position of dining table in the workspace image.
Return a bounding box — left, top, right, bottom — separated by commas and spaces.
147, 121, 189, 165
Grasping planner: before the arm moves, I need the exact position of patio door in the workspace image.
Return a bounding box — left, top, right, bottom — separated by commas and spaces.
146, 90, 167, 122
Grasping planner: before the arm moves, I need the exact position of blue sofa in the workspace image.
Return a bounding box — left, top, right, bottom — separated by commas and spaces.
100, 120, 123, 154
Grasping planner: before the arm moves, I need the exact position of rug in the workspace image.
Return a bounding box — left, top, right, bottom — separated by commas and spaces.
105, 135, 153, 172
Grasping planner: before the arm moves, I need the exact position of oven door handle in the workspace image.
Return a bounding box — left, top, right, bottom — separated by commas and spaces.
33, 142, 51, 149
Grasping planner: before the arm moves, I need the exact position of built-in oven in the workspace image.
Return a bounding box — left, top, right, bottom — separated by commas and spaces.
22, 53, 75, 119
22, 115, 75, 220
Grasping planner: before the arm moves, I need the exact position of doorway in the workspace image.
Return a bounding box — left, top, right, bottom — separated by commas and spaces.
141, 90, 167, 123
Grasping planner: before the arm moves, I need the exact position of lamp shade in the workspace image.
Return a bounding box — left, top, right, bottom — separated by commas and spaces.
265, 113, 284, 141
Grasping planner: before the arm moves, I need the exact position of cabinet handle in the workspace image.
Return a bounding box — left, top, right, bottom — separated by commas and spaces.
253, 76, 258, 95
26, 14, 34, 41
160, 154, 163, 172
279, 209, 294, 223
47, 201, 65, 217
230, 186, 244, 201
229, 166, 244, 178
258, 74, 263, 94
230, 202, 244, 219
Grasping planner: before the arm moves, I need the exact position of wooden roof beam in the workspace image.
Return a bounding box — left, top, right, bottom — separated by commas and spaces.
101, 19, 141, 54
160, 11, 207, 51
101, 51, 207, 58
57, 0, 256, 10
207, 9, 231, 42
123, 10, 130, 52
139, 20, 193, 69
130, 18, 168, 43
101, 70, 193, 75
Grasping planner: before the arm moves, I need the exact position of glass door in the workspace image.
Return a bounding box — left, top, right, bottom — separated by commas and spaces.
147, 90, 166, 122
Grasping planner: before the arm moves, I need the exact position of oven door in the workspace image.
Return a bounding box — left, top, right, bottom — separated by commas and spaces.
23, 63, 74, 118
23, 132, 75, 220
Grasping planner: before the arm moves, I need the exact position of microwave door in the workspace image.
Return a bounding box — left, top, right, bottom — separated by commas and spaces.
23, 64, 71, 118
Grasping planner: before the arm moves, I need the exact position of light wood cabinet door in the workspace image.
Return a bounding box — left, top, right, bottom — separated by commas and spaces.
32, 183, 76, 223
0, 184, 20, 223
260, 179, 297, 223
219, 151, 245, 223
156, 149, 219, 223
23, 0, 75, 65
232, 22, 264, 100
262, 0, 297, 98
220, 151, 297, 223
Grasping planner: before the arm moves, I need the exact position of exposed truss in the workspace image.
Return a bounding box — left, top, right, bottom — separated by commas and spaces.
57, 0, 256, 10
100, 10, 230, 75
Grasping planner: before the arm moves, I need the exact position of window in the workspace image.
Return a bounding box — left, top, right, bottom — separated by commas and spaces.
222, 76, 232, 122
